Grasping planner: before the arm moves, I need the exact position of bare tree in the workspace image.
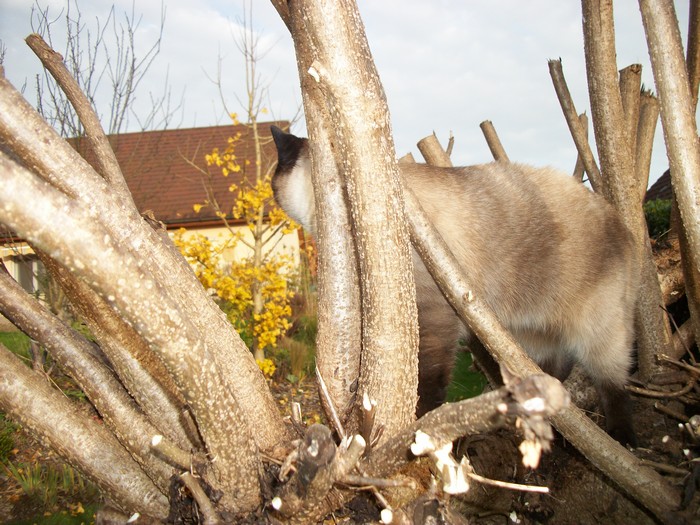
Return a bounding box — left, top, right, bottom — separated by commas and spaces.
30, 0, 180, 136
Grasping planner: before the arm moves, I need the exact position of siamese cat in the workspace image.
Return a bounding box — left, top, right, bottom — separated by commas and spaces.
270, 125, 639, 446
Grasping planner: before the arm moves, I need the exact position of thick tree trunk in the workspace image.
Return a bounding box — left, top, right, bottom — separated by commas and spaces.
0, 150, 264, 512
581, 0, 674, 381
36, 252, 198, 450
0, 74, 287, 457
277, 5, 364, 428
640, 0, 700, 352
286, 0, 420, 438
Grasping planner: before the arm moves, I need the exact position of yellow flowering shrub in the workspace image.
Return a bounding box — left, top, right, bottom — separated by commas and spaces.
175, 118, 299, 359
256, 358, 276, 380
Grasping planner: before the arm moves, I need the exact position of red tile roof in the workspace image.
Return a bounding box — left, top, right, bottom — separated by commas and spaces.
74, 121, 290, 229
645, 169, 673, 202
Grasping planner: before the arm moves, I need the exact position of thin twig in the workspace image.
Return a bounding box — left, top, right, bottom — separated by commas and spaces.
25, 34, 130, 199
180, 471, 222, 525
150, 435, 191, 470
658, 354, 700, 376
467, 470, 550, 494
548, 58, 604, 193
479, 120, 510, 162
360, 391, 376, 456
341, 473, 417, 490
626, 380, 696, 398
316, 365, 346, 441
654, 401, 688, 422
639, 459, 689, 476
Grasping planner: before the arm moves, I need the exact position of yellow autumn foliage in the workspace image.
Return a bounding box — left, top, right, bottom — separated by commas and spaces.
256, 358, 276, 379
174, 120, 300, 356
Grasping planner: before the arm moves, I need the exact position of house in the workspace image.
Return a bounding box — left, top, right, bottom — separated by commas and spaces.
645, 169, 673, 202
1, 121, 303, 295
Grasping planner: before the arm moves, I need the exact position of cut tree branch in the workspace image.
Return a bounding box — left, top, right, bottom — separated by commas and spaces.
548, 58, 604, 193
479, 120, 510, 162
582, 0, 674, 381
417, 133, 453, 166
635, 91, 659, 202
273, 374, 569, 524
618, 64, 642, 166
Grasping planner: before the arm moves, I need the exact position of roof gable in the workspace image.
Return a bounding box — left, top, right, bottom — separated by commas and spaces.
645, 169, 672, 202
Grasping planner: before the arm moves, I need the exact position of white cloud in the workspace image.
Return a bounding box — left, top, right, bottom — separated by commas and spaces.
1, 0, 693, 186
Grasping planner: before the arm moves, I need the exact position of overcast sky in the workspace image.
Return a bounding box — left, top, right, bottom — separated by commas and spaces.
1, 1, 694, 188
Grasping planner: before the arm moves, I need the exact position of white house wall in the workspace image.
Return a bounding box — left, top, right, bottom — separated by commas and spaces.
170, 225, 301, 272
2, 224, 301, 297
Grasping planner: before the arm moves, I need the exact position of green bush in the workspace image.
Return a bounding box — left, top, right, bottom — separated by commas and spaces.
446, 351, 488, 402
644, 198, 672, 239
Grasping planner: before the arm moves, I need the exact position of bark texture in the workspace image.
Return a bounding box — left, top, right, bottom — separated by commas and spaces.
1, 71, 288, 457
640, 0, 700, 351
0, 267, 177, 490
286, 0, 420, 437
284, 5, 363, 427
0, 68, 292, 513
38, 252, 197, 451
581, 0, 673, 381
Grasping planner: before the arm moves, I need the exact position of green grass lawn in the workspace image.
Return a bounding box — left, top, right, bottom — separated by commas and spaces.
0, 331, 31, 360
